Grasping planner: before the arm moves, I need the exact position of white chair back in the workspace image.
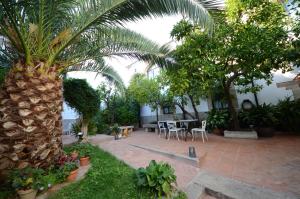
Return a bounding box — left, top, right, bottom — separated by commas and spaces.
201, 120, 207, 130
158, 122, 165, 129
167, 121, 176, 129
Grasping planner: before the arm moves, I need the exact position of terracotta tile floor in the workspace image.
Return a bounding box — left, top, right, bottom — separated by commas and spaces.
110, 131, 300, 196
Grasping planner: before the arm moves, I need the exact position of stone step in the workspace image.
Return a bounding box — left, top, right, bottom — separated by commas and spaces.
224, 130, 258, 139
185, 171, 297, 199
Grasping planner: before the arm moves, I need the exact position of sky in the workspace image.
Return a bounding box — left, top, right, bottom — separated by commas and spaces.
67, 15, 183, 88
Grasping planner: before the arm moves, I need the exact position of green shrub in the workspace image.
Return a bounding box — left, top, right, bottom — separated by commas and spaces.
64, 143, 94, 158
10, 167, 45, 191
71, 120, 98, 135
93, 111, 111, 134
207, 109, 230, 130
275, 98, 300, 132
239, 104, 278, 128
135, 160, 177, 198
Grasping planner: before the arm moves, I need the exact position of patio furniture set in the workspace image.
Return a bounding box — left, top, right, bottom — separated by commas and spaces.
157, 120, 209, 143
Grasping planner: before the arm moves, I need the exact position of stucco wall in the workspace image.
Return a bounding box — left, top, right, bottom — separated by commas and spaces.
236, 70, 297, 108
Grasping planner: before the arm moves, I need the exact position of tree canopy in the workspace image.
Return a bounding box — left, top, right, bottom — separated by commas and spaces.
168, 0, 292, 129
63, 78, 100, 123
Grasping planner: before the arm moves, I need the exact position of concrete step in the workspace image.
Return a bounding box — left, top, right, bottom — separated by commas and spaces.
224, 130, 258, 139
185, 171, 297, 199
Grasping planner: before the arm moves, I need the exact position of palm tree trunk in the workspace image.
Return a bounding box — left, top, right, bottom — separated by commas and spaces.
0, 62, 63, 175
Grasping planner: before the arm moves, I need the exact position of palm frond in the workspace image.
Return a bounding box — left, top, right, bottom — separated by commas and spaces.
67, 58, 125, 92
1, 0, 220, 71
61, 26, 172, 66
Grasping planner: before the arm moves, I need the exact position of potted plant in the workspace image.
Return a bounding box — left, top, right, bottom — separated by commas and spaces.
10, 167, 44, 199
239, 104, 278, 137
207, 109, 230, 135
111, 123, 121, 140
77, 144, 92, 166
56, 155, 79, 182
64, 162, 79, 182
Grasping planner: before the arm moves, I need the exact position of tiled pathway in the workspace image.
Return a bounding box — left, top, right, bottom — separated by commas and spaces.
89, 131, 300, 197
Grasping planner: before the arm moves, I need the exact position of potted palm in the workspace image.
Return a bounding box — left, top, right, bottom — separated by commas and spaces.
207, 109, 230, 135
111, 124, 121, 140
11, 167, 44, 199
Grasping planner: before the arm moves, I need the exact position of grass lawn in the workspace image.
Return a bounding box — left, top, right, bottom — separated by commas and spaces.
49, 144, 150, 199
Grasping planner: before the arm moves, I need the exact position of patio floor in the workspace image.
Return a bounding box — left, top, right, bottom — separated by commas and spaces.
89, 130, 300, 197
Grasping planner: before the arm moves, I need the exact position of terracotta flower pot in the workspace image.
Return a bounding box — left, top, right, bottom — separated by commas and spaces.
212, 128, 224, 136
17, 189, 37, 199
67, 169, 78, 182
80, 156, 90, 166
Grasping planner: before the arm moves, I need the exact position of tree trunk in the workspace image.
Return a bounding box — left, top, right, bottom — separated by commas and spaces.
251, 80, 259, 106
156, 108, 159, 123
188, 95, 200, 122
175, 102, 194, 119
81, 120, 89, 142
224, 85, 240, 130
0, 62, 63, 176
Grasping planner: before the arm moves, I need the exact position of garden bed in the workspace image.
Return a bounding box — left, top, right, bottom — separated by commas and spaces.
48, 145, 152, 199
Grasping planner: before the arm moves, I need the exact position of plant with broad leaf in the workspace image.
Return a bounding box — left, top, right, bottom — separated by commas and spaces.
135, 160, 177, 198
10, 167, 45, 191
207, 109, 230, 130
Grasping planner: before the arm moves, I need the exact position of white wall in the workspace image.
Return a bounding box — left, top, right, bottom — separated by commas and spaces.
62, 102, 79, 120
140, 105, 158, 117
236, 69, 298, 107
140, 98, 209, 117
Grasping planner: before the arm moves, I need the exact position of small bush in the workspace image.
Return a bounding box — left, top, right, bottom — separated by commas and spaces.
207, 109, 230, 130
239, 104, 278, 128
135, 160, 177, 198
65, 143, 94, 158
275, 98, 300, 132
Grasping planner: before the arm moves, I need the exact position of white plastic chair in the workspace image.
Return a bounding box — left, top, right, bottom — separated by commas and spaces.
158, 122, 167, 138
167, 121, 184, 141
191, 120, 208, 143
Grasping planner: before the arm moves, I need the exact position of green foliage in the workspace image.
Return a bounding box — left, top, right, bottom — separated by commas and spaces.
239, 104, 278, 128
239, 99, 300, 132
207, 109, 230, 130
128, 74, 161, 111
92, 111, 111, 134
50, 145, 152, 199
275, 98, 300, 132
96, 83, 140, 127
169, 0, 292, 129
10, 167, 45, 191
110, 123, 121, 135
64, 79, 100, 122
135, 160, 177, 198
65, 143, 94, 158
170, 20, 194, 41
71, 120, 97, 136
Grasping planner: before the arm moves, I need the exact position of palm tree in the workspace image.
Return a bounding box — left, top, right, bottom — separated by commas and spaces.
0, 0, 221, 172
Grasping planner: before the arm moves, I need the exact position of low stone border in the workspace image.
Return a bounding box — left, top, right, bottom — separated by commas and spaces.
36, 165, 91, 199
130, 144, 206, 167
